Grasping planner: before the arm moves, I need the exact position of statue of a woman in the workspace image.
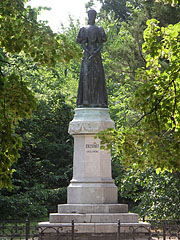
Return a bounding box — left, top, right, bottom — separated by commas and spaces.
76, 9, 108, 108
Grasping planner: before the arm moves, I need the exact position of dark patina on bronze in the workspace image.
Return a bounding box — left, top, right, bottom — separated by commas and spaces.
76, 9, 108, 108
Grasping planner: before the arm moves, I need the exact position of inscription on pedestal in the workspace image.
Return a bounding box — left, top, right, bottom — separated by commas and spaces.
86, 142, 99, 153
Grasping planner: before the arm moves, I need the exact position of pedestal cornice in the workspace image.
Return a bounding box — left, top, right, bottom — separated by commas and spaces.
68, 108, 114, 135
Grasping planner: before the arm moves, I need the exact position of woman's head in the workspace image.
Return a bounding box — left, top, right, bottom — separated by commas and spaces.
88, 9, 97, 25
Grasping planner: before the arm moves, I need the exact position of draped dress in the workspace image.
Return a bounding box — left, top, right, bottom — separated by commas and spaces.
76, 25, 108, 108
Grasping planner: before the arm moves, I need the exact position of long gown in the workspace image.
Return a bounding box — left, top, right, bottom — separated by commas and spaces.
76, 24, 108, 108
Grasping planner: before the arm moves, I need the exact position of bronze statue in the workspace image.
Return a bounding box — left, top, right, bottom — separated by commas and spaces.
76, 9, 108, 108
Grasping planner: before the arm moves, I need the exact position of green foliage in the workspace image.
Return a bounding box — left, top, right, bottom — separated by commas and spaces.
0, 15, 80, 215
157, 0, 179, 6
0, 185, 67, 219
0, 55, 74, 218
97, 0, 180, 25
128, 19, 180, 171
97, 0, 139, 22
16, 93, 73, 188
118, 167, 180, 219
0, 0, 80, 66
0, 0, 82, 188
0, 51, 36, 189
98, 1, 180, 171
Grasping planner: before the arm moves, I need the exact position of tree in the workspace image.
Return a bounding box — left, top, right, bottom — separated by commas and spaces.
116, 166, 180, 219
0, 18, 82, 218
98, 0, 180, 172
0, 54, 76, 219
0, 0, 81, 189
96, 0, 180, 24
0, 51, 37, 189
97, 0, 137, 22
0, 0, 80, 65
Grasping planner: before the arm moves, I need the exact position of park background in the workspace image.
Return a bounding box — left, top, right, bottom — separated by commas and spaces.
0, 0, 180, 221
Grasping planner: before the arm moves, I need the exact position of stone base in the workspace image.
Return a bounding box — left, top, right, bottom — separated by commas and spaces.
38, 204, 151, 239
38, 222, 151, 240
51, 203, 138, 223
68, 181, 118, 204
37, 233, 150, 240
50, 212, 139, 223
38, 108, 151, 239
58, 204, 128, 213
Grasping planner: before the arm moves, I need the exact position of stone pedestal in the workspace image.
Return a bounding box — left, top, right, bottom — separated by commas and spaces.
67, 108, 117, 204
39, 108, 150, 239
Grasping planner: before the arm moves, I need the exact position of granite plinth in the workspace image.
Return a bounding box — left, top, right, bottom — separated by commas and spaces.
39, 222, 150, 233
38, 222, 151, 240
68, 181, 118, 204
50, 212, 139, 223
58, 204, 128, 213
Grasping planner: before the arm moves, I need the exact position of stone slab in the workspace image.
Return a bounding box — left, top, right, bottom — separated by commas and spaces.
67, 182, 118, 204
58, 204, 128, 214
39, 221, 150, 233
38, 221, 151, 240
38, 232, 150, 240
49, 213, 139, 223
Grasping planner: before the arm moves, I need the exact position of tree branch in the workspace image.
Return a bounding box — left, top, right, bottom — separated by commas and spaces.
132, 76, 178, 127
155, 107, 160, 135
136, 32, 146, 66
0, 59, 14, 66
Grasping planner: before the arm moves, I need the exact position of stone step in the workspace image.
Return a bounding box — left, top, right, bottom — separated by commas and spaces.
39, 221, 150, 234
50, 213, 139, 223
38, 221, 151, 240
58, 204, 128, 214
